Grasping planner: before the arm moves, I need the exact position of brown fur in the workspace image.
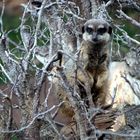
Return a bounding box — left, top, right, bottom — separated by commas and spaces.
79, 41, 110, 106
78, 19, 112, 106
54, 19, 112, 117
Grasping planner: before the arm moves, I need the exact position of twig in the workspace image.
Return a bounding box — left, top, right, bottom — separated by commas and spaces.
131, 0, 140, 11
105, 0, 115, 7
32, 53, 58, 115
63, 9, 85, 20
19, 1, 30, 28
117, 9, 140, 29
0, 0, 5, 33
99, 129, 140, 139
0, 103, 62, 134
121, 73, 140, 100
52, 101, 64, 119
115, 25, 140, 46
58, 68, 88, 140
48, 23, 53, 59
25, 0, 47, 71
0, 64, 14, 84
44, 80, 53, 108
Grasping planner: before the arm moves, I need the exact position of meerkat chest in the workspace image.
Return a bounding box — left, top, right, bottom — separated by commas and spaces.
79, 42, 110, 84
80, 41, 108, 58
81, 45, 108, 67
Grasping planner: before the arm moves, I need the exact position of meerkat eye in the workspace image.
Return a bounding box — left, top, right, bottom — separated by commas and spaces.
32, 1, 42, 7
86, 27, 93, 34
97, 27, 107, 34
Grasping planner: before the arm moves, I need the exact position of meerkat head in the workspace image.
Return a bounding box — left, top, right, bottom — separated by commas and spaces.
82, 19, 112, 45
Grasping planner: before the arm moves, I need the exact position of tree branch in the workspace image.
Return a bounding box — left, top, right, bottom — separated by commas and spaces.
117, 9, 140, 29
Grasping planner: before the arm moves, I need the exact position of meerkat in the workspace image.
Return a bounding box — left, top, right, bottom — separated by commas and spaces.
79, 19, 112, 106
52, 19, 112, 118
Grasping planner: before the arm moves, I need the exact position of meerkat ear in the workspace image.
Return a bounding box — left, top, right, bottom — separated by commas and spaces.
82, 26, 85, 33
108, 26, 112, 35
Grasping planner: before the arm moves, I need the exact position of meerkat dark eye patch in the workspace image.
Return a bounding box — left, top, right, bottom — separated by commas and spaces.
82, 26, 85, 33
86, 27, 93, 34
97, 27, 107, 34
108, 26, 112, 35
32, 1, 42, 7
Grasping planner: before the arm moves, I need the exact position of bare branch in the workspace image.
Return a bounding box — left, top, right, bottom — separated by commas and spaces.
115, 25, 140, 46
0, 103, 62, 134
0, 0, 5, 33
105, 0, 115, 7
0, 64, 14, 84
25, 0, 47, 70
122, 73, 140, 100
57, 68, 88, 139
63, 9, 85, 20
100, 129, 140, 139
117, 9, 140, 29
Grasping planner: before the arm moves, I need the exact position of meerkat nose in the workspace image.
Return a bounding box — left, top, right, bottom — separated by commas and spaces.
92, 37, 98, 42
